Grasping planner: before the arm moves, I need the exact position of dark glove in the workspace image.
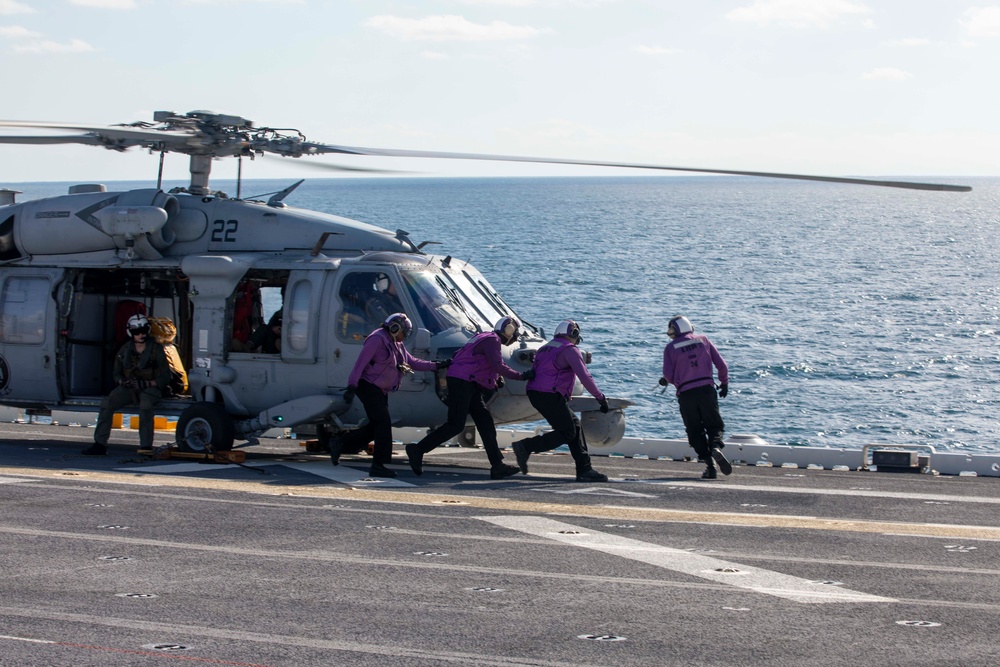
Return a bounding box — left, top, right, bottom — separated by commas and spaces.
521, 368, 535, 381
719, 383, 729, 398
599, 399, 610, 414
658, 377, 668, 387
120, 378, 138, 390
496, 376, 506, 389
343, 387, 356, 404
437, 358, 453, 369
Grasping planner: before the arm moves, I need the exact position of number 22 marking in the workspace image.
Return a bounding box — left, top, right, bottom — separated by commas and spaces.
211, 219, 238, 242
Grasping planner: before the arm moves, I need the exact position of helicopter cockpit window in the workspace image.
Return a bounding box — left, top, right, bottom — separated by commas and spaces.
398, 270, 473, 335
439, 269, 512, 327
335, 271, 407, 343
0, 276, 48, 345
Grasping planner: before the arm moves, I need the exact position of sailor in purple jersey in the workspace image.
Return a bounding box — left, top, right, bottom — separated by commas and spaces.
334, 313, 449, 478
511, 320, 610, 482
406, 316, 530, 480
660, 315, 733, 479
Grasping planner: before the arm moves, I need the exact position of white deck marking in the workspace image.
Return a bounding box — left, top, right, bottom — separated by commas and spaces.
652, 481, 1000, 505
478, 515, 896, 604
548, 486, 657, 498
0, 476, 29, 484
116, 461, 415, 487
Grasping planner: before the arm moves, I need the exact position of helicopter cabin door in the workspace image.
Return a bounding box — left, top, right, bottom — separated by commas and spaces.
0, 268, 66, 405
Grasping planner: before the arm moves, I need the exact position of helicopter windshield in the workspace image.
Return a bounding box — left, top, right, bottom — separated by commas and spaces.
439, 268, 513, 330
399, 270, 476, 335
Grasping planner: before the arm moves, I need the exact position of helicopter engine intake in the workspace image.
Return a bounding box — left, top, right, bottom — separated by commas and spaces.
11, 188, 179, 260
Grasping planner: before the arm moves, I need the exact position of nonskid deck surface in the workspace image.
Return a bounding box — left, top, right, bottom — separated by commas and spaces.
1, 424, 998, 666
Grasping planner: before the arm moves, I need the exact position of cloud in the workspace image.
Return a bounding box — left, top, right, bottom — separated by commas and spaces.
1, 23, 94, 53
365, 15, 550, 41
634, 45, 681, 56
6, 35, 95, 53
0, 0, 33, 14
457, 0, 622, 5
459, 0, 537, 5
0, 25, 39, 38
960, 6, 1000, 37
421, 50, 450, 60
68, 0, 138, 8
861, 67, 912, 81
884, 37, 930, 46
726, 0, 871, 29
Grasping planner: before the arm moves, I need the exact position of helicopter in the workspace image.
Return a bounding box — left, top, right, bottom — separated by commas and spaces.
0, 111, 972, 455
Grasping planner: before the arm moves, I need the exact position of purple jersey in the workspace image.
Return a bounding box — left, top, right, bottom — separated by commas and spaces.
447, 331, 523, 390
662, 332, 728, 396
348, 327, 437, 393
527, 335, 605, 401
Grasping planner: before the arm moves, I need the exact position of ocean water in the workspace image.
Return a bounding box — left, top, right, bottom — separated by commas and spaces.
11, 175, 1000, 453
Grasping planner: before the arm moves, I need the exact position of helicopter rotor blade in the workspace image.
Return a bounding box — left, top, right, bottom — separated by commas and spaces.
260, 153, 407, 175
306, 144, 972, 193
0, 114, 972, 193
0, 134, 105, 146
0, 120, 195, 144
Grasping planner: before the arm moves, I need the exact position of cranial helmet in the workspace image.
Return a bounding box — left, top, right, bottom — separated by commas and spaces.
375, 272, 390, 293
667, 315, 694, 339
555, 319, 582, 342
383, 312, 412, 338
127, 313, 151, 337
494, 316, 520, 345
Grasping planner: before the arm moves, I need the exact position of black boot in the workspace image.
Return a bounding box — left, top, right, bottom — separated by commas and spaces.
512, 441, 530, 474
701, 465, 718, 479
575, 468, 608, 483
329, 436, 343, 466
710, 446, 732, 476
490, 463, 520, 480
81, 443, 107, 456
405, 443, 423, 476
369, 463, 397, 478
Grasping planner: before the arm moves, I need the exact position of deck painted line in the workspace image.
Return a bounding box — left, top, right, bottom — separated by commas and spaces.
116, 461, 416, 487
0, 476, 29, 484
654, 481, 1000, 505
478, 515, 896, 604
277, 462, 415, 487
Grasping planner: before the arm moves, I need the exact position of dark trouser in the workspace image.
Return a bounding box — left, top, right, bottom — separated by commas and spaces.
415, 377, 504, 467
341, 379, 394, 465
677, 384, 725, 462
94, 385, 163, 449
519, 390, 594, 474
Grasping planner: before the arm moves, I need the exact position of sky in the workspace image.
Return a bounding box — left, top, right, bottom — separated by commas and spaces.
1, 0, 998, 185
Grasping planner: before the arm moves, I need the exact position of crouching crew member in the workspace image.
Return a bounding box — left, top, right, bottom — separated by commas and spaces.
512, 319, 609, 482
83, 314, 170, 456
407, 316, 530, 480
336, 313, 447, 478
660, 315, 732, 479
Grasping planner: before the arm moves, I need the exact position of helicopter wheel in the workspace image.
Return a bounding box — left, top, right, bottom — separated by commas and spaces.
176, 402, 235, 453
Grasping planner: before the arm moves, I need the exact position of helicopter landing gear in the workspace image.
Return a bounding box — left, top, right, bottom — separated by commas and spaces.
176, 402, 235, 454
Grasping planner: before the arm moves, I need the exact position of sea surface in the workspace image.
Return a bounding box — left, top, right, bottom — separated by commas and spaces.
11, 175, 1000, 453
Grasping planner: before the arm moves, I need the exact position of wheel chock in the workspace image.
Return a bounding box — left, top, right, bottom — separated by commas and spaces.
138, 447, 246, 463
